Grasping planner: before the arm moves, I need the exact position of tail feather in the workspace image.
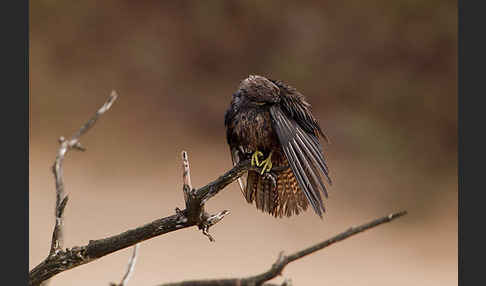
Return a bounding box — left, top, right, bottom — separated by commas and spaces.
245, 171, 258, 203
263, 178, 271, 213
275, 167, 309, 217
255, 175, 264, 210
242, 157, 310, 218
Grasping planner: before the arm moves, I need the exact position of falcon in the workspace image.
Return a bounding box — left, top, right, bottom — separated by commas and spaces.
224, 75, 332, 218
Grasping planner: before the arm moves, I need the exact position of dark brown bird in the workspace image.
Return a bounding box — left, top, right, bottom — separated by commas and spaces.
224, 75, 331, 218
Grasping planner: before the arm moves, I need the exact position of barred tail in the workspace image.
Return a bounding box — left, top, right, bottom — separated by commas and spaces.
274, 167, 309, 217
243, 165, 309, 218
244, 170, 278, 215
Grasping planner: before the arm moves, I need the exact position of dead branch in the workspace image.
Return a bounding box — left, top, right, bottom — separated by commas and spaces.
29, 151, 254, 285
38, 91, 118, 286
155, 211, 407, 286
49, 90, 118, 257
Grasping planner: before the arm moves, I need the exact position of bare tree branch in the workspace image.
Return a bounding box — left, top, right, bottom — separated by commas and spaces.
110, 244, 140, 286
155, 211, 407, 286
29, 153, 255, 285
39, 91, 119, 286
179, 151, 231, 242
49, 90, 118, 256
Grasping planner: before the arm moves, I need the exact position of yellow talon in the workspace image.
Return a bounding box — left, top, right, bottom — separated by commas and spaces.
259, 151, 273, 175
251, 150, 263, 167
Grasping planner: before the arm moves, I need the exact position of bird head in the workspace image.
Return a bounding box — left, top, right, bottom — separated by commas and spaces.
234, 75, 281, 106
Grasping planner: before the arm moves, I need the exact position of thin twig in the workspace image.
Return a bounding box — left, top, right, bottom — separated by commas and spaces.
182, 151, 192, 192
121, 244, 139, 285
156, 211, 407, 286
110, 244, 140, 286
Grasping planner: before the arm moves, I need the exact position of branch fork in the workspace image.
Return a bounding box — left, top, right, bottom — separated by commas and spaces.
48, 91, 119, 258
179, 151, 230, 242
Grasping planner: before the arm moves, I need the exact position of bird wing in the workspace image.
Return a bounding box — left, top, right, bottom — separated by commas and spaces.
269, 93, 331, 217
272, 80, 329, 142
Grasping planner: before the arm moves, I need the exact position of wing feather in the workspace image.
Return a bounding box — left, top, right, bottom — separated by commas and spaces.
269, 104, 330, 217
295, 127, 332, 185
294, 134, 329, 198
270, 79, 329, 142
286, 141, 323, 216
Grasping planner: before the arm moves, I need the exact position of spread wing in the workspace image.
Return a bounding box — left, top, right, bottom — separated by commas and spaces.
269, 83, 331, 217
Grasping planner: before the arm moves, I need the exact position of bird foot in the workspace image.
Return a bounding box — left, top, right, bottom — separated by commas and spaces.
259, 151, 273, 175
251, 150, 264, 167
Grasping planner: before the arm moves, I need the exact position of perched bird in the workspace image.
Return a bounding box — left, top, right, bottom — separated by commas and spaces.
224, 75, 331, 218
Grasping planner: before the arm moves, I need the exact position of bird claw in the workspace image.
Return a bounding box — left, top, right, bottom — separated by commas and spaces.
251, 150, 273, 175
251, 150, 264, 167
259, 151, 273, 175
260, 159, 272, 175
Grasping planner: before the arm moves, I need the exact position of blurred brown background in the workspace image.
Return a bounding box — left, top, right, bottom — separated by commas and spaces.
30, 1, 457, 285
